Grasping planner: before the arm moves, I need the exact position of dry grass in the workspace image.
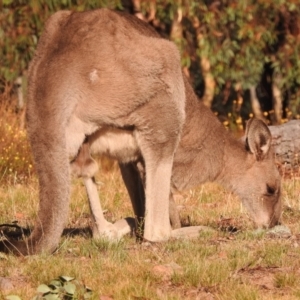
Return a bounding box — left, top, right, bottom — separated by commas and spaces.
0, 90, 33, 185
1, 97, 300, 299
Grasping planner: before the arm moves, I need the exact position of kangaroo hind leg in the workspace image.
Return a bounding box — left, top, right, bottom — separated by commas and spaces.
120, 161, 181, 239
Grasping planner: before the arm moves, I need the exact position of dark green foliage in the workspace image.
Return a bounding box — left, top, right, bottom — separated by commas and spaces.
1, 0, 300, 119
33, 276, 93, 300
6, 276, 93, 299
0, 0, 122, 85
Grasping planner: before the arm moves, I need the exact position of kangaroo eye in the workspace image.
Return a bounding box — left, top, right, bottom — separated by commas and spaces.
266, 184, 276, 195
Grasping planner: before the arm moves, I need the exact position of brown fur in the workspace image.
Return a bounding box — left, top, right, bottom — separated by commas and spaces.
0, 9, 281, 255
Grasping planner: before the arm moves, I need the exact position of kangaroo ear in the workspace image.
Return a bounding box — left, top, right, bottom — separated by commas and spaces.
245, 118, 272, 161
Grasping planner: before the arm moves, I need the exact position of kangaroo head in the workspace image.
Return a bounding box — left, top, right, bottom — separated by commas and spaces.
235, 118, 282, 228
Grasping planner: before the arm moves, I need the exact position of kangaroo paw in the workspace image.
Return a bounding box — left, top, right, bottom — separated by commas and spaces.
92, 221, 119, 240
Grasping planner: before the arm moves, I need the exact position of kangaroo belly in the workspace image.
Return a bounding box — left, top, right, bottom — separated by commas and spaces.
89, 127, 141, 163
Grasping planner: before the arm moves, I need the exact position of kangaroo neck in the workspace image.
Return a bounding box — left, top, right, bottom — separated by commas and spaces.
171, 77, 246, 192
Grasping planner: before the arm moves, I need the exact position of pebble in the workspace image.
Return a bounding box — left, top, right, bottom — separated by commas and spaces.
0, 277, 14, 291
266, 225, 292, 238
253, 225, 292, 238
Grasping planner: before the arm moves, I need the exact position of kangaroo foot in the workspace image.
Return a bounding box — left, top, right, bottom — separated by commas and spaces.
92, 217, 136, 240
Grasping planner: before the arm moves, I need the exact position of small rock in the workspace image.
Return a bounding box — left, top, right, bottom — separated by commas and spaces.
266, 225, 292, 238
152, 262, 183, 281
253, 225, 292, 238
218, 251, 227, 259
0, 277, 14, 291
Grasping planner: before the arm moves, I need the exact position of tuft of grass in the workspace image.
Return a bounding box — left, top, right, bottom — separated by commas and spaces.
274, 272, 297, 289
223, 284, 259, 300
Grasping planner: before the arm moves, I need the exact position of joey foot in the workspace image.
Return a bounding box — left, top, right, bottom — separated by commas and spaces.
92, 217, 136, 240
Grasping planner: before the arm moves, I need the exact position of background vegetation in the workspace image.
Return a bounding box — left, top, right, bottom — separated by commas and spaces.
1, 0, 300, 126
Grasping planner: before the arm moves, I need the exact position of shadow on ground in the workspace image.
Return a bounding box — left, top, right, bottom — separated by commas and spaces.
0, 223, 93, 241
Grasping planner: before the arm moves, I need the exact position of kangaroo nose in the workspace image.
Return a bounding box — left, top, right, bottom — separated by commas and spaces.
255, 214, 280, 229
254, 214, 271, 229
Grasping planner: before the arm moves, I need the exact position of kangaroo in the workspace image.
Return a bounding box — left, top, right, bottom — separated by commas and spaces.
0, 9, 281, 255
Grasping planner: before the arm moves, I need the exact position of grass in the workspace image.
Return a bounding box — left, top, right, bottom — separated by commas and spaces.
1, 96, 300, 299
1, 169, 300, 299
0, 90, 32, 185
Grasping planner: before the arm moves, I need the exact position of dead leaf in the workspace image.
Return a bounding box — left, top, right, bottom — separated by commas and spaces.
0, 277, 14, 291
0, 275, 28, 291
